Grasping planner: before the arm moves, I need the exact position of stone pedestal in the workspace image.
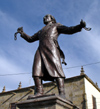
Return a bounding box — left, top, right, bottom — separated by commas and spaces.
16, 94, 78, 109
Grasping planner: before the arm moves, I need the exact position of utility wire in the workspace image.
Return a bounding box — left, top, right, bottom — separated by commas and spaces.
63, 61, 100, 69
0, 61, 100, 76
0, 73, 31, 76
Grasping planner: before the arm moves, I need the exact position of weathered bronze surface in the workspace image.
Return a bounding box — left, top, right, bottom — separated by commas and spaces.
15, 14, 88, 99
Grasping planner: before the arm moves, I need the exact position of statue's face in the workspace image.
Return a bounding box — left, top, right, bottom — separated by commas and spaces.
43, 15, 52, 25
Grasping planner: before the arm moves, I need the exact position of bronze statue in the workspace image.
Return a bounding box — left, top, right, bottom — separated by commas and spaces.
15, 14, 89, 99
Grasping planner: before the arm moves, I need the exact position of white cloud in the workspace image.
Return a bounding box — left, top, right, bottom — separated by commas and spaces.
0, 49, 34, 92
0, 10, 19, 30
0, 9, 39, 92
0, 56, 22, 74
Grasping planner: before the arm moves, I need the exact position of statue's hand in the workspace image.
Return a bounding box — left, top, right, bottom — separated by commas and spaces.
80, 19, 86, 28
17, 27, 23, 34
14, 27, 23, 40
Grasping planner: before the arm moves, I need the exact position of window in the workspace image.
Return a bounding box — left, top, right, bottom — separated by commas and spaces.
10, 103, 16, 109
92, 95, 97, 109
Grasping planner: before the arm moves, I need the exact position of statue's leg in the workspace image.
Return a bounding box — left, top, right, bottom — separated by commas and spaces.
56, 78, 66, 99
27, 77, 44, 99
34, 77, 44, 96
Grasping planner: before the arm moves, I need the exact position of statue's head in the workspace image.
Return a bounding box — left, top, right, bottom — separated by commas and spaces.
43, 14, 56, 25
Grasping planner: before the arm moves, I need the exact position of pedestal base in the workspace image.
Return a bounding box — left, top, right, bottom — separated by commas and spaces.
16, 94, 78, 109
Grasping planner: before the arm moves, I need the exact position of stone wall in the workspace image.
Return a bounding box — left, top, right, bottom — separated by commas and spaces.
0, 87, 35, 109
64, 76, 86, 109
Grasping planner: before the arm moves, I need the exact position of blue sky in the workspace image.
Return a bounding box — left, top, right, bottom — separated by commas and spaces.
0, 0, 100, 92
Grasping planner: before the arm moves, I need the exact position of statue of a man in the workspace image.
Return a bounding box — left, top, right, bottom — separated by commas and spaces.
17, 14, 86, 99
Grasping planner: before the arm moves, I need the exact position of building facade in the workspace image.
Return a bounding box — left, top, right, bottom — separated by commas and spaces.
0, 67, 100, 109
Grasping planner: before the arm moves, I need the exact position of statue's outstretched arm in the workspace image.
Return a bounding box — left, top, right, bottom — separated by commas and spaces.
57, 24, 82, 34
20, 32, 39, 43
14, 27, 39, 42
57, 20, 91, 34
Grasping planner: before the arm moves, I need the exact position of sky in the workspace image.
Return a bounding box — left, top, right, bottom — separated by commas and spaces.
0, 0, 100, 92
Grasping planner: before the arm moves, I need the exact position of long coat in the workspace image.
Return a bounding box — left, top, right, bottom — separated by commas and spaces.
21, 23, 82, 81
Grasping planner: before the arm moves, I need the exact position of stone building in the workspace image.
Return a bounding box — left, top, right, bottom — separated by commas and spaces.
0, 67, 100, 109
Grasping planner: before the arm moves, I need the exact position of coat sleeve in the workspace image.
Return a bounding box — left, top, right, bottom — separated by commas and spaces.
21, 31, 39, 43
57, 23, 82, 34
